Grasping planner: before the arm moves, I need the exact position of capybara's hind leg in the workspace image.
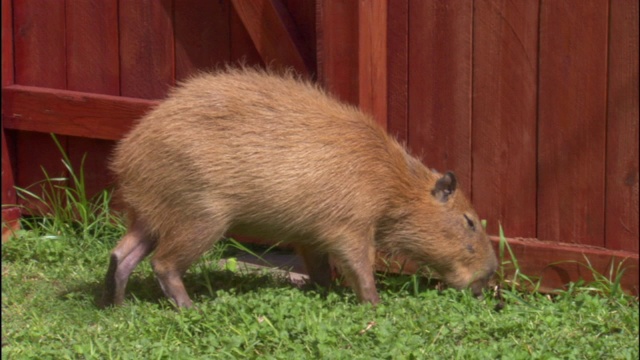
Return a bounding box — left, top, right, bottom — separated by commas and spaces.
103, 219, 156, 307
151, 225, 227, 308
297, 245, 333, 288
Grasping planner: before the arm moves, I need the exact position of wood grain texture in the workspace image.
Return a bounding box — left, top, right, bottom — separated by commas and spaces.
174, 0, 231, 80
408, 0, 473, 194
1, 0, 18, 225
231, 0, 312, 76
316, 0, 359, 106
358, 0, 387, 129
283, 0, 317, 75
230, 2, 263, 66
119, 0, 174, 99
2, 0, 13, 86
2, 85, 156, 141
66, 1, 119, 95
12, 0, 69, 207
606, 0, 639, 252
386, 0, 408, 143
472, 0, 539, 237
65, 1, 120, 197
538, 0, 608, 247
13, 0, 66, 87
1, 129, 16, 205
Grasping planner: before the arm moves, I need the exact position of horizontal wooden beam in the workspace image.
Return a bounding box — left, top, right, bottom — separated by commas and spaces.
2, 85, 156, 140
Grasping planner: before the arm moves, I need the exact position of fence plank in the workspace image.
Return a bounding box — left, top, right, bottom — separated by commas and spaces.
66, 1, 119, 95
316, 0, 359, 106
408, 0, 473, 194
174, 0, 231, 80
386, 0, 408, 143
606, 0, 639, 252
538, 0, 608, 247
231, 0, 311, 76
472, 0, 539, 237
119, 0, 174, 99
2, 0, 13, 86
12, 0, 69, 207
358, 0, 387, 129
283, 0, 317, 75
230, 3, 263, 66
66, 1, 120, 198
2, 85, 155, 141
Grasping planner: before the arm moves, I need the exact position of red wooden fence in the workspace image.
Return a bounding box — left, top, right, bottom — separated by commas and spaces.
2, 0, 638, 294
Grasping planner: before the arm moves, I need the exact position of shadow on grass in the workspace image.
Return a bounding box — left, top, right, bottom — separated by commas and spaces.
59, 266, 342, 309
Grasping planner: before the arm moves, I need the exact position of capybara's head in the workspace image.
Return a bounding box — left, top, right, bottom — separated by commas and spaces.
388, 171, 498, 296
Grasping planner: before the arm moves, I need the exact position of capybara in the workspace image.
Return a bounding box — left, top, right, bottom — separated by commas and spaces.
103, 67, 498, 308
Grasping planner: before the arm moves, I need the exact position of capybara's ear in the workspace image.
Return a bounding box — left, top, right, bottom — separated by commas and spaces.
431, 171, 457, 203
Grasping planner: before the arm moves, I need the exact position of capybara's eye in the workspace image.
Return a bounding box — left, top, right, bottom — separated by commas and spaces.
464, 214, 476, 231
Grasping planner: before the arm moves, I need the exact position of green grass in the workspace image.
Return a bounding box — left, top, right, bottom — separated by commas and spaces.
2, 136, 638, 359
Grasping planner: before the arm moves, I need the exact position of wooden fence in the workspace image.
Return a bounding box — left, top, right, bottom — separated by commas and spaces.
2, 0, 638, 293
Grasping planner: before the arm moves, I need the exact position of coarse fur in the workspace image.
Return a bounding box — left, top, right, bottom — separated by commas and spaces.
103, 67, 498, 308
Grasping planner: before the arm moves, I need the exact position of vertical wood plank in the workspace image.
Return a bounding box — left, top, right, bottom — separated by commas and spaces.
231, 0, 312, 76
66, 1, 119, 95
13, 0, 66, 87
472, 0, 539, 237
284, 0, 317, 74
174, 0, 231, 80
2, 0, 13, 86
2, 0, 16, 206
230, 3, 263, 66
408, 0, 473, 194
538, 0, 608, 247
13, 0, 69, 206
120, 0, 175, 99
606, 0, 639, 252
316, 0, 359, 106
386, 0, 408, 143
359, 0, 387, 129
66, 1, 120, 198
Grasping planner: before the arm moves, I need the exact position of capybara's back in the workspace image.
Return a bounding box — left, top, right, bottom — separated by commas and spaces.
104, 68, 497, 308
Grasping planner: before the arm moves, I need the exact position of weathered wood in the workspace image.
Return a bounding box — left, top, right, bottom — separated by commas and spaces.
174, 0, 231, 80
408, 0, 473, 195
1, 129, 15, 206
386, 0, 408, 143
231, 0, 312, 77
12, 0, 69, 207
606, 0, 639, 253
1, 0, 16, 212
66, 1, 120, 198
472, 0, 539, 237
538, 0, 608, 247
358, 0, 387, 129
230, 4, 263, 66
2, 85, 156, 140
119, 0, 175, 99
66, 1, 119, 95
283, 0, 317, 75
316, 0, 359, 105
2, 0, 13, 86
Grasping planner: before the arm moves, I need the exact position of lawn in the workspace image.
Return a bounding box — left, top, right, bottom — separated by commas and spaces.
2, 142, 638, 359
3, 215, 638, 359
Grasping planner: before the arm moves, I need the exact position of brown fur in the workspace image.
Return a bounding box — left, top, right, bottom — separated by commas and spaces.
103, 67, 498, 308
